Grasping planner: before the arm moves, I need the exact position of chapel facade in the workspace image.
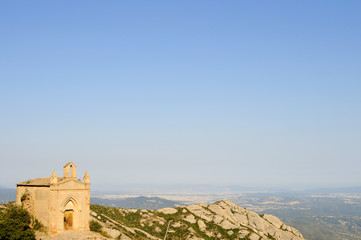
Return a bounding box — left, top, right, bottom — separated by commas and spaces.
16, 162, 90, 235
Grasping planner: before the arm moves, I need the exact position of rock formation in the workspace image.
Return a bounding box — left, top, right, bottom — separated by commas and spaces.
89, 199, 305, 240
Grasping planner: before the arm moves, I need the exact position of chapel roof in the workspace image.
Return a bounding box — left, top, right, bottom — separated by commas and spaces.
17, 177, 67, 186
64, 162, 76, 168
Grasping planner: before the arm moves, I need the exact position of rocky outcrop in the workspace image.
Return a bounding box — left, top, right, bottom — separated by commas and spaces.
187, 200, 303, 240
90, 200, 305, 240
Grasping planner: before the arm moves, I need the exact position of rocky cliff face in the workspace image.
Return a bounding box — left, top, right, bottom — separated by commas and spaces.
90, 200, 305, 240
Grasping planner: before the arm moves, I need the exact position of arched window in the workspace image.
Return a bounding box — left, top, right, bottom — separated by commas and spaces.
69, 165, 72, 177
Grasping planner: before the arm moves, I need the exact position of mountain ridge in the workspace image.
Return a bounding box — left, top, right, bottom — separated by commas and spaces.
89, 199, 305, 240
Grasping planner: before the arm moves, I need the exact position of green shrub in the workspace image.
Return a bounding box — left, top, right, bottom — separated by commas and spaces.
20, 194, 27, 202
90, 220, 103, 233
32, 218, 44, 231
89, 219, 112, 238
0, 204, 35, 240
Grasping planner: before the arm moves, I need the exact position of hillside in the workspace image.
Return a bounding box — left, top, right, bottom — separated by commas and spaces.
90, 200, 305, 240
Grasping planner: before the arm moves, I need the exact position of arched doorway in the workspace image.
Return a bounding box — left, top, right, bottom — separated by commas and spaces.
63, 200, 76, 230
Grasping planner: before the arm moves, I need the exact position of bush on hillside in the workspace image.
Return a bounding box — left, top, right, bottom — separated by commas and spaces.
90, 219, 103, 233
0, 204, 36, 240
89, 219, 111, 238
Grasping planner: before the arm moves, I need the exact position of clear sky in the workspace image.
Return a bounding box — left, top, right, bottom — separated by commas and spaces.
1, 1, 360, 190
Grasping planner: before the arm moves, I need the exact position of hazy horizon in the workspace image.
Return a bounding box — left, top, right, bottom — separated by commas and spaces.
1, 1, 360, 190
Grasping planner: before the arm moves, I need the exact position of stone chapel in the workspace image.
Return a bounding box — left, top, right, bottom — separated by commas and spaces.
16, 162, 90, 235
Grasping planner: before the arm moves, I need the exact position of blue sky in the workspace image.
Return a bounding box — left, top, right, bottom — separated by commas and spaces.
1, 1, 360, 190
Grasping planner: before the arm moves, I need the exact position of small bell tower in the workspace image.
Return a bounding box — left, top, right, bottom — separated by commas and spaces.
63, 162, 77, 178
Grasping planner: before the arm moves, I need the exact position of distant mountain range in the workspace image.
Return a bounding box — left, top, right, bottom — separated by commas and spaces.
305, 186, 361, 194
0, 188, 16, 204
91, 196, 182, 210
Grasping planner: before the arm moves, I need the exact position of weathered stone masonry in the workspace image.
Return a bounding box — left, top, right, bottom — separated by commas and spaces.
16, 162, 90, 235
